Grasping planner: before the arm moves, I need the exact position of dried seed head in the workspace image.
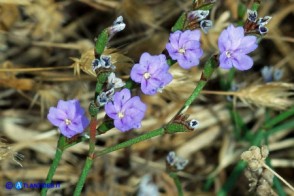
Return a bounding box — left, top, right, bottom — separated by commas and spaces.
250, 146, 262, 160
261, 145, 269, 159
241, 146, 269, 171
235, 82, 294, 110
242, 146, 277, 195
0, 139, 23, 167
248, 160, 262, 171
241, 151, 252, 162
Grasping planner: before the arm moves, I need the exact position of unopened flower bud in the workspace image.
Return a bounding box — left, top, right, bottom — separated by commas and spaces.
200, 20, 213, 34
109, 16, 126, 39
259, 26, 268, 35
187, 10, 209, 21
257, 16, 272, 26
188, 119, 199, 129
247, 9, 258, 22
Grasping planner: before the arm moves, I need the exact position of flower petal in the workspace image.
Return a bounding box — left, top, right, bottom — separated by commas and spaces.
177, 49, 202, 69
169, 31, 181, 49
219, 52, 234, 69
166, 43, 184, 60
227, 25, 244, 43
113, 88, 131, 107
105, 101, 119, 119
139, 52, 152, 65
123, 96, 146, 113
234, 54, 254, 71
160, 72, 173, 86
131, 63, 146, 83
59, 123, 77, 138
238, 36, 258, 54
149, 55, 168, 74
66, 100, 78, 120
218, 28, 229, 52
114, 118, 131, 132
70, 115, 88, 133
141, 78, 162, 95
47, 107, 67, 126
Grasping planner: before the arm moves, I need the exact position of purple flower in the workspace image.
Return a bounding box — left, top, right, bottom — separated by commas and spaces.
130, 52, 173, 95
166, 30, 203, 69
105, 88, 146, 132
218, 25, 258, 70
47, 100, 90, 138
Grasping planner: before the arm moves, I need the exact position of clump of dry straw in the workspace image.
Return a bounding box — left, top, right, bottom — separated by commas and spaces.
203, 82, 294, 110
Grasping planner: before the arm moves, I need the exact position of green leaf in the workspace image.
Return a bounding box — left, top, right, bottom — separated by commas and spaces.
97, 119, 114, 134
197, 3, 215, 10
251, 2, 260, 12
238, 3, 247, 19
89, 102, 99, 117
95, 29, 108, 56
171, 13, 187, 32
165, 123, 190, 134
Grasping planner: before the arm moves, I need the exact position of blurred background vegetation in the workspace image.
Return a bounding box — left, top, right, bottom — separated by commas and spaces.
0, 0, 294, 195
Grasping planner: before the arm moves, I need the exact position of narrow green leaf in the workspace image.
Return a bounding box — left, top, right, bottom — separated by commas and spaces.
171, 13, 187, 32
95, 29, 108, 56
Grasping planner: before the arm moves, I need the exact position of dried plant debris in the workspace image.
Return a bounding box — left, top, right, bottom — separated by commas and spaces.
0, 138, 23, 167
241, 146, 294, 195
241, 146, 277, 196
0, 0, 294, 195
235, 82, 294, 110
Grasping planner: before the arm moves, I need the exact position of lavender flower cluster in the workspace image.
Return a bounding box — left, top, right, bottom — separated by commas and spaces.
47, 9, 271, 138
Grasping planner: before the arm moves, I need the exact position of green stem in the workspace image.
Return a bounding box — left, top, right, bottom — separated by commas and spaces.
169, 172, 184, 196
41, 135, 66, 195
95, 128, 164, 157
175, 56, 217, 116
93, 56, 218, 159
73, 117, 97, 195
73, 156, 93, 196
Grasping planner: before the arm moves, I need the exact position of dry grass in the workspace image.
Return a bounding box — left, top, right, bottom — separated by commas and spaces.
0, 0, 294, 195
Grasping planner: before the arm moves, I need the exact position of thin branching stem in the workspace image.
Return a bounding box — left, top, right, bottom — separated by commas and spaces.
41, 136, 66, 196
262, 163, 294, 192
169, 172, 184, 196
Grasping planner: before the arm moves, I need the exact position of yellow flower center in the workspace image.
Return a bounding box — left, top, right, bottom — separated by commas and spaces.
144, 72, 151, 79
178, 48, 185, 54
118, 112, 124, 119
65, 119, 71, 125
